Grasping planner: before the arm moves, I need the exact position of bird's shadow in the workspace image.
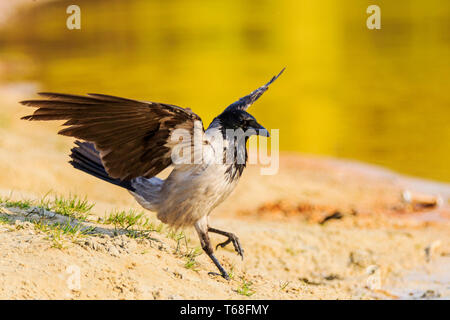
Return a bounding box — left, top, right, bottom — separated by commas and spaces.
0, 205, 162, 243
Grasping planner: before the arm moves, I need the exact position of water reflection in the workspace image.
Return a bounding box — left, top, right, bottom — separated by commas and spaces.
0, 0, 449, 181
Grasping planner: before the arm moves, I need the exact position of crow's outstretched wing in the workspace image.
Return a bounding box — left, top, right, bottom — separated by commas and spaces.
224, 68, 285, 112
21, 93, 203, 180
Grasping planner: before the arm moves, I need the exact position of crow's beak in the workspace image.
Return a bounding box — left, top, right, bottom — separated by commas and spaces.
252, 122, 270, 137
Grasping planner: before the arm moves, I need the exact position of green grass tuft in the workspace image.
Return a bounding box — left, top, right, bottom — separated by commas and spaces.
33, 220, 94, 249
184, 247, 202, 271
1, 193, 94, 221
105, 209, 144, 230
104, 209, 163, 239
0, 215, 11, 224
0, 195, 33, 210
236, 279, 256, 297
50, 194, 94, 220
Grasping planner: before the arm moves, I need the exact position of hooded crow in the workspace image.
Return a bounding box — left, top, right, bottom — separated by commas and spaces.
21, 68, 284, 279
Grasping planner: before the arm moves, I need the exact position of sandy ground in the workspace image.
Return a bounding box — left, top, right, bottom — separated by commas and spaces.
0, 85, 449, 299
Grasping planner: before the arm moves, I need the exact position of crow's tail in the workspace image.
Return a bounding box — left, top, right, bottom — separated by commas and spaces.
69, 140, 135, 191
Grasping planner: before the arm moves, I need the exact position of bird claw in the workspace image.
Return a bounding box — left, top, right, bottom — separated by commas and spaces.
215, 233, 244, 260
208, 271, 230, 281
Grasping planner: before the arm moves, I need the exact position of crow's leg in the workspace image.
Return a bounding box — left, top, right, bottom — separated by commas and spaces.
195, 218, 230, 280
208, 227, 244, 260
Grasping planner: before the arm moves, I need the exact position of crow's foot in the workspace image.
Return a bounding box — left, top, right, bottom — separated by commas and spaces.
208, 227, 244, 260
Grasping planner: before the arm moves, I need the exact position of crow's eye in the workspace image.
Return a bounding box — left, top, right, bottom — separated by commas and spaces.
243, 119, 256, 128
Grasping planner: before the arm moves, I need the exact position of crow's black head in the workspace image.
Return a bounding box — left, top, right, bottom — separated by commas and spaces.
217, 109, 269, 137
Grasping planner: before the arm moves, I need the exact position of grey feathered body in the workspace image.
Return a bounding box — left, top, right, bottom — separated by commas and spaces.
130, 123, 244, 228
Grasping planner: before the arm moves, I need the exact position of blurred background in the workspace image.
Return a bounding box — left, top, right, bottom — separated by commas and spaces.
0, 0, 449, 186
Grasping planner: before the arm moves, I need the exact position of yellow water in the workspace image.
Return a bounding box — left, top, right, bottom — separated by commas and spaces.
0, 0, 449, 181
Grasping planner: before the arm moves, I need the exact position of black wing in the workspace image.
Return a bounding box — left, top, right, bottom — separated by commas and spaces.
21, 92, 203, 180
224, 68, 285, 112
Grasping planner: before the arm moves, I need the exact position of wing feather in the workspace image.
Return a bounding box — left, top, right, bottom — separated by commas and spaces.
224, 68, 285, 112
21, 93, 203, 180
